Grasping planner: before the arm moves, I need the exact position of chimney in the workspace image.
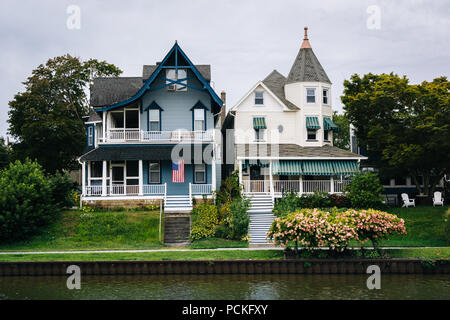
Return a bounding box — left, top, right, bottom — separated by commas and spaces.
220, 91, 226, 127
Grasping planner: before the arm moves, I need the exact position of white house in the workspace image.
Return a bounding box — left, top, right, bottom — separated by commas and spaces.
222, 27, 367, 198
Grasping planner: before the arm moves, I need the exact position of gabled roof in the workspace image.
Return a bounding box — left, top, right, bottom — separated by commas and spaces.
91, 77, 142, 107
262, 70, 299, 110
85, 109, 102, 123
142, 64, 211, 81
286, 28, 331, 84
92, 42, 222, 112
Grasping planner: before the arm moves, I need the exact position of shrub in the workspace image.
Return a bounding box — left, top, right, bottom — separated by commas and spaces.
215, 171, 242, 207
345, 171, 385, 209
227, 198, 250, 240
190, 203, 219, 240
267, 208, 406, 252
48, 172, 76, 208
273, 191, 299, 217
0, 160, 57, 242
329, 194, 351, 208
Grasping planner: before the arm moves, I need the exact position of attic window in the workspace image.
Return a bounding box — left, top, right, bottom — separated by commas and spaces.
255, 91, 264, 105
166, 69, 187, 91
306, 88, 316, 103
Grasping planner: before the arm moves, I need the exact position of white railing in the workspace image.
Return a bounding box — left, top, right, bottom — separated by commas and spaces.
334, 180, 351, 193
273, 180, 300, 193
242, 180, 270, 193
86, 185, 103, 196
102, 129, 214, 143
191, 184, 212, 195
302, 180, 331, 193
143, 184, 166, 195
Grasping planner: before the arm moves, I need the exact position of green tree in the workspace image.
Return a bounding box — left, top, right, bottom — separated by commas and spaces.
332, 111, 350, 150
344, 171, 385, 209
342, 73, 450, 196
0, 137, 9, 169
8, 55, 121, 173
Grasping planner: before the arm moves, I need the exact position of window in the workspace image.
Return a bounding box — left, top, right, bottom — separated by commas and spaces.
307, 129, 317, 140
323, 89, 329, 104
88, 126, 94, 146
111, 111, 124, 128
324, 130, 330, 141
90, 161, 102, 178
306, 88, 316, 103
194, 164, 206, 183
166, 69, 187, 91
149, 109, 160, 131
149, 161, 160, 184
255, 129, 265, 141
125, 110, 139, 128
255, 91, 264, 105
126, 161, 139, 186
194, 108, 205, 131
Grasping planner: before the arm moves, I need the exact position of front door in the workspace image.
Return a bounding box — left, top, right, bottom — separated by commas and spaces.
111, 165, 125, 194
249, 166, 266, 192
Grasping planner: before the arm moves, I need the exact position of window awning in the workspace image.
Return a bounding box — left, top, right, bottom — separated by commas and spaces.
242, 160, 270, 169
306, 117, 320, 129
332, 160, 358, 175
302, 160, 334, 175
323, 117, 339, 131
272, 161, 302, 175
253, 117, 267, 129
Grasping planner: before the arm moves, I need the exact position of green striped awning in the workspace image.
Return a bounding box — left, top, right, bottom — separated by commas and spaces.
323, 117, 339, 131
332, 161, 359, 175
272, 161, 302, 175
302, 160, 334, 175
253, 117, 267, 129
306, 117, 320, 129
242, 160, 270, 169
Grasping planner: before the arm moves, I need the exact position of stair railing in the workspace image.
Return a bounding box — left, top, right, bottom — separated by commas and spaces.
189, 183, 193, 207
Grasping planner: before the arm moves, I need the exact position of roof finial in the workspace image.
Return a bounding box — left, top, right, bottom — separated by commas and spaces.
300, 27, 312, 49
175, 40, 178, 44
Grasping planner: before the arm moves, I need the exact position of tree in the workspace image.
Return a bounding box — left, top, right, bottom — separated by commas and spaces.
342, 73, 450, 196
0, 137, 10, 170
332, 111, 350, 150
8, 55, 121, 173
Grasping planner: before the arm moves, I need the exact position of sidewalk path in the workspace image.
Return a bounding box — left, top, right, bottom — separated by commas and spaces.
0, 246, 445, 255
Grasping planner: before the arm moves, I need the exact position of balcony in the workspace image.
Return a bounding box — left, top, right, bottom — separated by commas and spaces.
99, 129, 214, 144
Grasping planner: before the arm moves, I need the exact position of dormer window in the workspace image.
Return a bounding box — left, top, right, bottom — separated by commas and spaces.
166, 69, 187, 91
193, 108, 205, 131
149, 109, 160, 131
88, 126, 94, 146
306, 88, 316, 103
323, 89, 329, 105
255, 91, 264, 105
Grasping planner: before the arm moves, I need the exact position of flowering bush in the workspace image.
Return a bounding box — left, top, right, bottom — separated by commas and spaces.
190, 203, 219, 240
267, 208, 405, 252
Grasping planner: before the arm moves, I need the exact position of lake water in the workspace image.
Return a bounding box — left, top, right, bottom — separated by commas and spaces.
0, 274, 448, 300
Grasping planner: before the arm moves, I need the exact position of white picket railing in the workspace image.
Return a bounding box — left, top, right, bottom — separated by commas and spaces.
302, 180, 331, 193
102, 129, 214, 143
85, 184, 166, 197
334, 180, 351, 193
273, 180, 300, 193
86, 185, 103, 196
243, 180, 349, 195
143, 184, 166, 195
242, 180, 270, 193
191, 184, 212, 195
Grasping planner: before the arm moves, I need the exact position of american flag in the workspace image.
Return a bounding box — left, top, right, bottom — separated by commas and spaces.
172, 160, 185, 183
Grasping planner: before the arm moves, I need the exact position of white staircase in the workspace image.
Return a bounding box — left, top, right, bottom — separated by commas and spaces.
247, 194, 275, 244
164, 195, 192, 212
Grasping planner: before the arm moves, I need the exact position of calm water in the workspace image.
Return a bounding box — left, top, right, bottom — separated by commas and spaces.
0, 274, 449, 300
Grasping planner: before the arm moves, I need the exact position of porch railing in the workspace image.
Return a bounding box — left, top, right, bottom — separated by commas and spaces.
143, 184, 166, 195
102, 129, 214, 143
242, 180, 350, 195
84, 184, 166, 197
191, 184, 212, 195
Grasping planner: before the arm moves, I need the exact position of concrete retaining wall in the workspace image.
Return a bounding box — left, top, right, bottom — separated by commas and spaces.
0, 259, 448, 276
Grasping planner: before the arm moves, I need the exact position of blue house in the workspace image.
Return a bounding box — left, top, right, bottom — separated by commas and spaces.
79, 42, 224, 210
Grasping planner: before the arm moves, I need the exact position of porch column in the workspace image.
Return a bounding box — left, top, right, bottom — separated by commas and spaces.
81, 161, 86, 196
139, 160, 143, 196
269, 160, 274, 195
102, 160, 107, 196
299, 175, 303, 195
102, 111, 106, 142
211, 158, 216, 192
330, 176, 335, 194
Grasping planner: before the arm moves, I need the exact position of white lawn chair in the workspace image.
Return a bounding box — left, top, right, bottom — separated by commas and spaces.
433, 191, 444, 206
401, 193, 415, 208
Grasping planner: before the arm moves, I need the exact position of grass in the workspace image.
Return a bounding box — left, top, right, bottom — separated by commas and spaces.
0, 209, 165, 252
0, 248, 447, 262
354, 205, 450, 247
190, 238, 248, 249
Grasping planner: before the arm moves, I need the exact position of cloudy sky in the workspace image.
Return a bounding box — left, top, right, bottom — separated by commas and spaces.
0, 0, 448, 138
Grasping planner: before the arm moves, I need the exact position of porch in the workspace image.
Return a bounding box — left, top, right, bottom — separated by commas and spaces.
98, 129, 215, 144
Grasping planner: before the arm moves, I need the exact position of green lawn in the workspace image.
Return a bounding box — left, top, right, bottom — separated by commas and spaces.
190, 238, 248, 249
359, 205, 450, 247
0, 248, 448, 262
0, 209, 165, 252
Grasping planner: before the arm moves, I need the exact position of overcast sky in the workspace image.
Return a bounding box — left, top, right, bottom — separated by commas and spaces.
0, 0, 448, 138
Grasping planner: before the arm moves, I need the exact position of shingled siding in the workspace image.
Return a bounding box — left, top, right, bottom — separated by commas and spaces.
143, 160, 212, 195
141, 69, 213, 132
